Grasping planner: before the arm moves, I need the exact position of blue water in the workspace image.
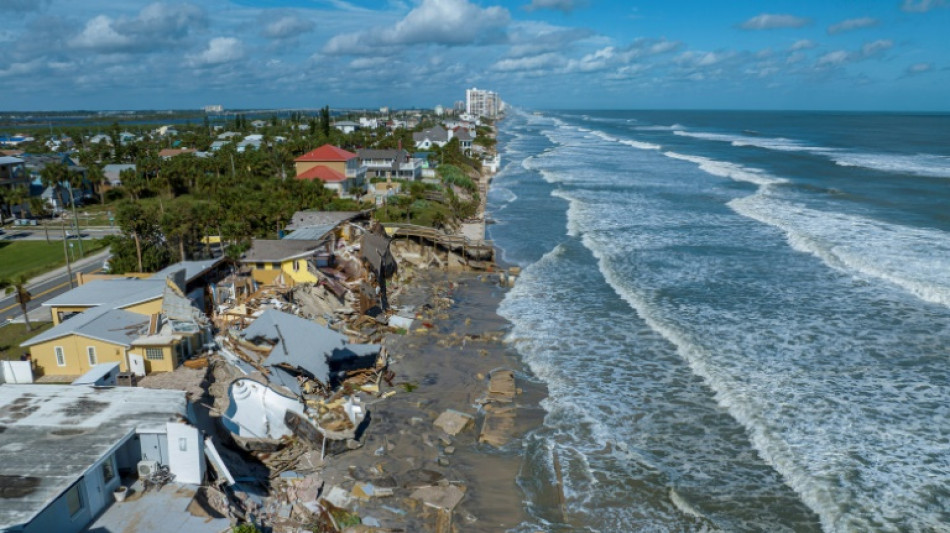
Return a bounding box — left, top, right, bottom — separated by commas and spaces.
488, 110, 950, 532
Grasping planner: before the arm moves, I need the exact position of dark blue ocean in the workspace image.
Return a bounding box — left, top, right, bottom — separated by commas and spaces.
487, 110, 950, 532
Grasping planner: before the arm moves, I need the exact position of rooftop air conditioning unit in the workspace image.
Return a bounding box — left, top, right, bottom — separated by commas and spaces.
137, 460, 159, 478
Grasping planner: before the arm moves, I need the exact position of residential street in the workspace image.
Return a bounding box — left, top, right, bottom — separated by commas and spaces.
0, 248, 110, 325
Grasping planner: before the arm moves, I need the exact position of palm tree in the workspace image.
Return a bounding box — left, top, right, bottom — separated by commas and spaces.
86, 163, 108, 204
115, 201, 149, 272
1, 276, 33, 332
39, 161, 69, 214
27, 197, 50, 243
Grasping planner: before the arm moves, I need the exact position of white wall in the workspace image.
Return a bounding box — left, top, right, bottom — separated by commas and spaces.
166, 422, 204, 485
0, 360, 34, 383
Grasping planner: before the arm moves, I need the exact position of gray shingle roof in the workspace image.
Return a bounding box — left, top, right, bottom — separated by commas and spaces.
286, 210, 362, 231
283, 224, 336, 241
241, 239, 322, 263
412, 126, 449, 143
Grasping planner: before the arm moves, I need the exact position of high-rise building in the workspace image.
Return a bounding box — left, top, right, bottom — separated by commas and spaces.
465, 87, 500, 119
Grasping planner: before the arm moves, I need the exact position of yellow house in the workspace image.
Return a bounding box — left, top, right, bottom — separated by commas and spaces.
20, 307, 200, 378
44, 277, 167, 325
24, 269, 211, 378
240, 239, 325, 286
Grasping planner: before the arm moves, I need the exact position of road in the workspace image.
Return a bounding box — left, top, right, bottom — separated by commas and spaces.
0, 257, 106, 325
0, 227, 120, 241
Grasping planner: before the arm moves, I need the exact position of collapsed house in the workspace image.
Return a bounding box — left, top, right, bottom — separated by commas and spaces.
216, 309, 382, 453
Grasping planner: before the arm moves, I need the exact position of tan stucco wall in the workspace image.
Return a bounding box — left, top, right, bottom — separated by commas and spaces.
30, 336, 129, 376
121, 297, 164, 316
281, 259, 317, 284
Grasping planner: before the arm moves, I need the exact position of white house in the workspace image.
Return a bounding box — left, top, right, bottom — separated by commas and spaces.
0, 384, 209, 533
333, 121, 360, 134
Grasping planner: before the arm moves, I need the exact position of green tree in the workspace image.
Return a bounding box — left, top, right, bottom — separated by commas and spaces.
1, 276, 33, 332
320, 105, 331, 137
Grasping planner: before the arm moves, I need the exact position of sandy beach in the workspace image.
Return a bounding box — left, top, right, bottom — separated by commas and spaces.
313, 268, 547, 531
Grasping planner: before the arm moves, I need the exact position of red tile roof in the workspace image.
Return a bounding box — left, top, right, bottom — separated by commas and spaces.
296, 165, 347, 183
294, 144, 357, 162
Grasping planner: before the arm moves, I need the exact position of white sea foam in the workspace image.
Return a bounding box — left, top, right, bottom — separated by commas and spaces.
635, 124, 684, 131
728, 194, 950, 308
664, 151, 788, 187
673, 130, 829, 153
674, 128, 950, 179
619, 139, 662, 150
832, 152, 950, 178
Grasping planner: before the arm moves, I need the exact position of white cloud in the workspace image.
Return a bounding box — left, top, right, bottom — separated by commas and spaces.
815, 40, 892, 67
564, 38, 680, 73
187, 37, 245, 67
905, 62, 933, 75
524, 0, 585, 13
860, 39, 893, 58
71, 15, 134, 51
506, 24, 594, 58
69, 3, 206, 53
901, 0, 948, 12
790, 39, 817, 51
262, 15, 315, 39
324, 0, 510, 55
739, 14, 811, 30
493, 53, 565, 72
828, 17, 878, 34
817, 50, 850, 66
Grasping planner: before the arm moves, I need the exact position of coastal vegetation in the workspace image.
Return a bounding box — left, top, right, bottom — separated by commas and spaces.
3, 108, 495, 276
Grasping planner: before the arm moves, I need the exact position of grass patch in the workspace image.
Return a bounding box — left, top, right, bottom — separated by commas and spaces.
0, 322, 53, 360
0, 240, 107, 281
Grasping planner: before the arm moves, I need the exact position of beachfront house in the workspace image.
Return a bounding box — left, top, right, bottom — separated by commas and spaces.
22, 273, 207, 378
0, 384, 213, 533
412, 126, 450, 149
240, 239, 326, 286
357, 149, 422, 181
294, 144, 367, 198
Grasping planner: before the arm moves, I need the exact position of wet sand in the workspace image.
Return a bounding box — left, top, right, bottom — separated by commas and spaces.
318, 270, 547, 531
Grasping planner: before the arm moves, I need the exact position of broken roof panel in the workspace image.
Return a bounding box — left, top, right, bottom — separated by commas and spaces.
242, 310, 380, 385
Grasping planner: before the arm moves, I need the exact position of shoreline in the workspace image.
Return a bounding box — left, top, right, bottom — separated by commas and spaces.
316, 121, 553, 530
317, 269, 548, 531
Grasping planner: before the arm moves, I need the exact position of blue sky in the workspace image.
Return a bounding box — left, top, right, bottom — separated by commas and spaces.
1, 0, 947, 111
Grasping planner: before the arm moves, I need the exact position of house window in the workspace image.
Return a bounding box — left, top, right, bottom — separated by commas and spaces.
255, 262, 265, 269
102, 456, 116, 484
293, 260, 300, 272
55, 346, 66, 367
87, 346, 97, 366
145, 348, 164, 361
65, 483, 83, 516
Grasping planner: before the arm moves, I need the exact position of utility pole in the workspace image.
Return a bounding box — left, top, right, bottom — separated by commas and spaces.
66, 180, 84, 257
60, 219, 75, 289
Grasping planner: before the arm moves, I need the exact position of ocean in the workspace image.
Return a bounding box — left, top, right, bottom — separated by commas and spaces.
487, 109, 950, 532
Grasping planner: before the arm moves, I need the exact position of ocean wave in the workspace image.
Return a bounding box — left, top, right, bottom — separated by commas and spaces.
664, 151, 788, 187
674, 128, 950, 179
673, 130, 828, 153
832, 152, 950, 179
635, 124, 684, 131
728, 194, 950, 307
